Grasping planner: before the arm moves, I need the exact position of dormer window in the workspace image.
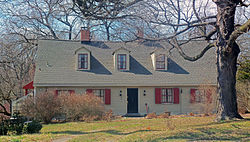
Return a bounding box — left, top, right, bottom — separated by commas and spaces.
112, 47, 130, 71
151, 49, 168, 71
117, 54, 127, 70
78, 54, 88, 69
75, 47, 91, 71
156, 54, 165, 69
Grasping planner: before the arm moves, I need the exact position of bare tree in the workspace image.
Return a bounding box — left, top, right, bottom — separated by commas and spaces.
0, 0, 83, 40
0, 35, 36, 116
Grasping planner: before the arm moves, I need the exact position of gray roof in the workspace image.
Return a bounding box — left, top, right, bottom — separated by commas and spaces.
34, 40, 217, 87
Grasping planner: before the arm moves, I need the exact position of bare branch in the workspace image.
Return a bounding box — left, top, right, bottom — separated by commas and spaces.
228, 19, 250, 46
173, 38, 215, 61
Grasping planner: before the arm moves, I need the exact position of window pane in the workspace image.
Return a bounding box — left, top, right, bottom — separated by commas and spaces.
118, 54, 126, 69
78, 54, 88, 69
156, 54, 165, 69
156, 54, 165, 61
161, 88, 173, 103
93, 89, 105, 102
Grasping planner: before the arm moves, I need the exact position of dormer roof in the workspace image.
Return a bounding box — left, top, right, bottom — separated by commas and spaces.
112, 47, 131, 55
75, 46, 91, 54
150, 47, 169, 55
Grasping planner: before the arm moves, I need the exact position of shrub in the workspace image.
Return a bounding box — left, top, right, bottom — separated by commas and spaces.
21, 91, 62, 124
0, 114, 41, 136
22, 121, 42, 134
0, 117, 26, 135
103, 109, 113, 122
59, 93, 105, 122
191, 83, 217, 115
21, 92, 105, 123
236, 81, 250, 113
145, 112, 157, 119
158, 112, 170, 118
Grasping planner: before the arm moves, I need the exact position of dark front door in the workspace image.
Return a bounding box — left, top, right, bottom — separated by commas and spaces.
127, 88, 138, 113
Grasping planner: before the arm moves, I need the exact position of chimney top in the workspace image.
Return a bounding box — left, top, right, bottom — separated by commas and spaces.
81, 27, 91, 43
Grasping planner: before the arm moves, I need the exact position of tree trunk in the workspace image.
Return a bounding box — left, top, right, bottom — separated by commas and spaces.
214, 0, 243, 120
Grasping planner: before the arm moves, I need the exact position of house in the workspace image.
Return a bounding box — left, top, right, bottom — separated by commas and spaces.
33, 29, 217, 116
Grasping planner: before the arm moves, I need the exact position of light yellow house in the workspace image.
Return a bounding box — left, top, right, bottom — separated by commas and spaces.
34, 31, 217, 116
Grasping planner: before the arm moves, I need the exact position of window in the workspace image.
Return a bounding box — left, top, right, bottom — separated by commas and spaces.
161, 88, 173, 103
86, 89, 111, 105
117, 54, 126, 70
156, 54, 165, 69
195, 90, 205, 103
78, 54, 88, 69
93, 89, 105, 102
191, 89, 208, 103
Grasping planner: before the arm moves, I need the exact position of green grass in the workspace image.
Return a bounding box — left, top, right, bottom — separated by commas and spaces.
0, 116, 249, 142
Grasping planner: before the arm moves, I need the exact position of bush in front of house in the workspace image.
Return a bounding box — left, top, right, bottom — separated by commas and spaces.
145, 112, 157, 119
21, 92, 105, 123
0, 115, 26, 135
0, 114, 42, 135
21, 91, 62, 124
60, 93, 105, 122
22, 120, 42, 134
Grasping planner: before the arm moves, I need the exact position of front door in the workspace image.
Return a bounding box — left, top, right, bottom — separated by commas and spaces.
127, 88, 138, 113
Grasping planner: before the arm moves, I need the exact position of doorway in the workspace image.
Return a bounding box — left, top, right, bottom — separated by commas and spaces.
127, 88, 138, 113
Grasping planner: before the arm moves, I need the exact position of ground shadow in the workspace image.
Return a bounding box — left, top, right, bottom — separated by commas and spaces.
96, 129, 158, 135
129, 56, 152, 75
50, 129, 158, 136
50, 131, 87, 135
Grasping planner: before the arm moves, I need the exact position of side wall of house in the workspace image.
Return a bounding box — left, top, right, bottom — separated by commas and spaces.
35, 86, 216, 115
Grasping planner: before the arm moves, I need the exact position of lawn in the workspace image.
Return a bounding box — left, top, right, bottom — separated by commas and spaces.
0, 115, 249, 142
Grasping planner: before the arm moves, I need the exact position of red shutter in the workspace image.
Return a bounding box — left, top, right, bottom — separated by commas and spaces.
173, 88, 179, 104
105, 89, 111, 105
155, 88, 162, 104
206, 89, 212, 103
190, 89, 196, 103
54, 90, 59, 97
86, 89, 93, 94
69, 90, 75, 95
25, 89, 28, 96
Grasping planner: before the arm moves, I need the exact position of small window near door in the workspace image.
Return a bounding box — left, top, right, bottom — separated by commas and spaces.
117, 54, 126, 70
161, 88, 173, 103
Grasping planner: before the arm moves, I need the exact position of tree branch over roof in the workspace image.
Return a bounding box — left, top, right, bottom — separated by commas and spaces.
228, 19, 250, 47
172, 38, 215, 61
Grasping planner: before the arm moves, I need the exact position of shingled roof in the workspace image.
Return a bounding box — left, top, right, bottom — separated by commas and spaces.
34, 39, 217, 87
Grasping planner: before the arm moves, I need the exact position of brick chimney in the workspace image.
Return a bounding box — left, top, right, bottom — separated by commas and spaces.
81, 27, 90, 42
